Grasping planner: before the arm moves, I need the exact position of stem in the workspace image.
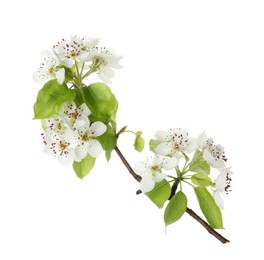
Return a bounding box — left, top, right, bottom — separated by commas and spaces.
185, 208, 230, 244
114, 146, 230, 244
114, 147, 142, 182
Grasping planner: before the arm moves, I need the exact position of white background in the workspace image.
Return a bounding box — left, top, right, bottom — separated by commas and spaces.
1, 0, 264, 259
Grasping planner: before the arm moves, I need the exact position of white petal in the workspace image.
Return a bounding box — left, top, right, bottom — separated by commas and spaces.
87, 139, 103, 157
89, 122, 107, 137
55, 68, 65, 85
140, 174, 155, 193
98, 72, 112, 84
78, 51, 90, 62
185, 137, 198, 153
215, 172, 226, 192
75, 145, 88, 161
100, 67, 115, 77
78, 103, 91, 116
133, 161, 148, 175
213, 191, 224, 209
60, 58, 74, 68
155, 142, 172, 156
155, 131, 170, 141
33, 70, 48, 83
152, 172, 166, 182
198, 131, 207, 149
58, 153, 73, 166
203, 149, 225, 169
162, 156, 179, 170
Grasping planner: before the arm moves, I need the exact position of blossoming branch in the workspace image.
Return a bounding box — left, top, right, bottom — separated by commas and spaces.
33, 35, 232, 243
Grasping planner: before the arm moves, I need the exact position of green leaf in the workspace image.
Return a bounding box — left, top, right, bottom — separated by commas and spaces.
94, 124, 117, 161
189, 149, 210, 175
149, 139, 162, 153
191, 174, 213, 187
146, 180, 171, 208
63, 66, 74, 83
73, 154, 96, 179
79, 83, 118, 127
33, 80, 76, 119
134, 131, 145, 152
194, 186, 223, 229
164, 191, 187, 226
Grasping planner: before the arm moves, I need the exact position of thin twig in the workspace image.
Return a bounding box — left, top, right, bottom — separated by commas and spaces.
114, 146, 230, 244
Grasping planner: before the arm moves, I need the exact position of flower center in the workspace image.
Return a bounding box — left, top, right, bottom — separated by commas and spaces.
93, 56, 108, 67
81, 133, 90, 142
151, 165, 162, 176
48, 67, 55, 75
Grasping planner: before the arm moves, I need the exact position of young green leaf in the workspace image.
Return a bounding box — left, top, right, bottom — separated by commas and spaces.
189, 149, 210, 175
33, 79, 76, 119
79, 83, 118, 124
73, 154, 96, 179
134, 131, 145, 152
194, 186, 223, 229
146, 180, 171, 208
94, 124, 117, 161
164, 191, 187, 226
191, 174, 213, 187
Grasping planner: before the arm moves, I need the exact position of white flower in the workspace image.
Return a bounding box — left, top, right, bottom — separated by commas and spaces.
60, 102, 91, 129
212, 168, 233, 209
198, 132, 227, 169
133, 155, 179, 193
74, 122, 107, 161
85, 47, 122, 83
33, 50, 65, 84
53, 36, 100, 67
155, 128, 197, 158
43, 129, 77, 165
42, 116, 67, 138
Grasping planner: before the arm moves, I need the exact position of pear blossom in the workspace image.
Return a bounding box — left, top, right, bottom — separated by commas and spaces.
85, 47, 122, 83
213, 168, 233, 209
43, 129, 77, 165
74, 122, 107, 161
155, 128, 197, 158
53, 36, 100, 67
198, 132, 227, 169
42, 116, 67, 138
33, 50, 65, 84
133, 155, 179, 193
60, 102, 91, 129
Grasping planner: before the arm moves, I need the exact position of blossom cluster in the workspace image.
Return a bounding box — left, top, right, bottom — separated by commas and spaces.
42, 101, 106, 165
134, 128, 233, 209
33, 35, 122, 85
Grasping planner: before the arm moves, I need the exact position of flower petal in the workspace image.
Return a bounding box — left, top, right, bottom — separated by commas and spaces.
75, 145, 88, 161
98, 72, 112, 84
152, 172, 166, 182
185, 137, 198, 153
215, 172, 226, 192
87, 139, 103, 157
155, 142, 172, 156
198, 131, 207, 149
133, 161, 148, 175
213, 191, 224, 209
155, 131, 170, 141
89, 122, 107, 137
55, 68, 65, 85
140, 174, 155, 193
162, 156, 179, 170
203, 149, 225, 169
